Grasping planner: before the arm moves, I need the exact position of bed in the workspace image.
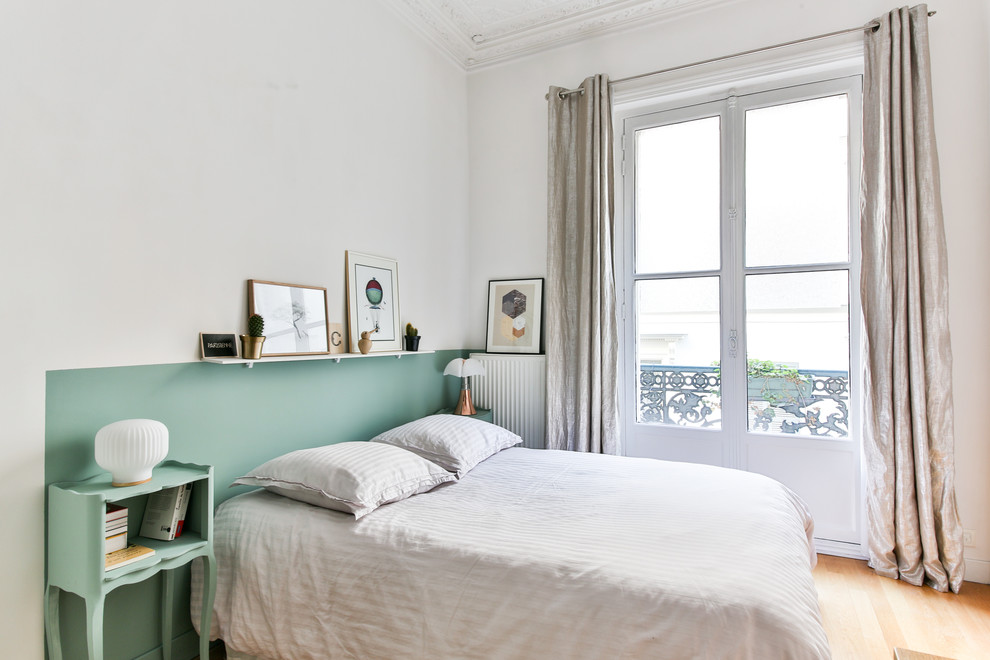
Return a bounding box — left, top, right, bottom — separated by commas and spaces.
191, 418, 829, 659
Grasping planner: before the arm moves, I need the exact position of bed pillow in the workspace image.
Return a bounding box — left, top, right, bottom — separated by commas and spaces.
232, 441, 456, 519
370, 414, 522, 477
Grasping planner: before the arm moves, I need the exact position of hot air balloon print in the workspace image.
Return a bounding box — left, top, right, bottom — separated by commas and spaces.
346, 251, 401, 352
365, 278, 383, 305
365, 278, 384, 332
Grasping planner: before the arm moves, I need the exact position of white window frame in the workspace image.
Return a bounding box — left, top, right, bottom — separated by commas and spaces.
612, 43, 867, 557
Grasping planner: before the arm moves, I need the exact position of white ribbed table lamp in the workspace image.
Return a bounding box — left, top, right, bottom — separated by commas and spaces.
95, 419, 169, 486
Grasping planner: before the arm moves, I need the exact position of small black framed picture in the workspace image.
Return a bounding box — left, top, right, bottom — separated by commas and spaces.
485, 278, 544, 354
200, 333, 238, 358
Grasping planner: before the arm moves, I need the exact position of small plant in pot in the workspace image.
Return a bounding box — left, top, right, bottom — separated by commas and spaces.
404, 323, 421, 352
240, 314, 266, 359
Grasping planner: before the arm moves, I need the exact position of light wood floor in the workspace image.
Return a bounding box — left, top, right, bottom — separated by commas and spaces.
814, 554, 990, 660
199, 554, 990, 660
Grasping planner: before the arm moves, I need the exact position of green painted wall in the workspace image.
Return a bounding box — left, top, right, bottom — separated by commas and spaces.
45, 350, 467, 660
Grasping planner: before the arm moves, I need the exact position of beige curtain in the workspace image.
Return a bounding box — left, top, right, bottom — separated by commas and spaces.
545, 75, 619, 454
861, 4, 964, 593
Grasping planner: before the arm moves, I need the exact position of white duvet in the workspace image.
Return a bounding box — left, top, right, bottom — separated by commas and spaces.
192, 448, 830, 659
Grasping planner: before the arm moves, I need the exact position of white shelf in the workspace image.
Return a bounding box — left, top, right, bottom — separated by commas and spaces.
202, 350, 435, 368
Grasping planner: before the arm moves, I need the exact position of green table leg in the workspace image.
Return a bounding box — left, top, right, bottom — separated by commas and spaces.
45, 585, 62, 660
162, 569, 174, 660
199, 552, 217, 659
84, 592, 105, 660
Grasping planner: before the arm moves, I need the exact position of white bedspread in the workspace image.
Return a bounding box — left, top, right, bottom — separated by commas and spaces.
192, 448, 829, 659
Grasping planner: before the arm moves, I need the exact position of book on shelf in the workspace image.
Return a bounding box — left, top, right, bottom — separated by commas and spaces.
105, 531, 127, 553
106, 503, 127, 523
174, 483, 192, 538
105, 543, 155, 571
106, 520, 127, 535
140, 484, 191, 541
105, 503, 128, 552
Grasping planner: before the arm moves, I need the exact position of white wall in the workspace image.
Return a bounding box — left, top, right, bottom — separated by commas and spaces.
467, 0, 990, 580
0, 1, 469, 656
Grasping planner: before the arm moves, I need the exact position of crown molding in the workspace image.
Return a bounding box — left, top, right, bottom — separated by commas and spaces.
379, 0, 738, 70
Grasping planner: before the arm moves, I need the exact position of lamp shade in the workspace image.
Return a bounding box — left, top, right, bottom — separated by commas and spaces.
95, 419, 169, 487
443, 358, 486, 378
444, 359, 485, 416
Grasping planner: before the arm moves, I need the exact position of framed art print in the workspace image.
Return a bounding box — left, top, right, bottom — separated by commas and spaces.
248, 280, 330, 356
485, 278, 544, 354
345, 251, 401, 352
199, 333, 237, 358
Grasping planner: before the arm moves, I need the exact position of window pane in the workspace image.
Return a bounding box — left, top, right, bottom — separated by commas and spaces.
745, 271, 849, 436
636, 116, 720, 273
745, 95, 849, 267
637, 277, 721, 428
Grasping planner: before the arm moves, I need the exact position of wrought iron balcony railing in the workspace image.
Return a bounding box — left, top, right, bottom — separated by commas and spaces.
638, 364, 849, 437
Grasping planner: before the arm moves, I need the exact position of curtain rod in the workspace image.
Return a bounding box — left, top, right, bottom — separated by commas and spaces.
547, 10, 936, 100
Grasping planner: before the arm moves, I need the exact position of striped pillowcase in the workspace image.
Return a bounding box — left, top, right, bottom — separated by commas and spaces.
232, 441, 456, 519
371, 414, 521, 477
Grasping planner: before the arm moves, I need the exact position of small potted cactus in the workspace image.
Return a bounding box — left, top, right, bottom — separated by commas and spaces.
404, 322, 420, 352
240, 313, 266, 359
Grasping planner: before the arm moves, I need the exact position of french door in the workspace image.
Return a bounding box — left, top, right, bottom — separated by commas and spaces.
619, 77, 864, 552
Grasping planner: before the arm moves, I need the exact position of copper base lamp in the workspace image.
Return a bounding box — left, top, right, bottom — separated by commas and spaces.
444, 358, 486, 416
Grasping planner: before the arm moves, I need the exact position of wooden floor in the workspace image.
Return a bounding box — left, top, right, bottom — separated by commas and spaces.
199, 554, 990, 660
814, 554, 990, 660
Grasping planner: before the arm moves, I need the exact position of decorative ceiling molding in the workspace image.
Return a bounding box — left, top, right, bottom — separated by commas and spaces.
379, 0, 735, 70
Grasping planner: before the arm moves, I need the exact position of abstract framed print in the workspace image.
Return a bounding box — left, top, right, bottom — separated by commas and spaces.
485, 278, 544, 354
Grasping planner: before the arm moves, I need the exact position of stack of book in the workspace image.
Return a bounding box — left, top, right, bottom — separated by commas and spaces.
104, 502, 157, 571
105, 503, 128, 553
140, 484, 192, 541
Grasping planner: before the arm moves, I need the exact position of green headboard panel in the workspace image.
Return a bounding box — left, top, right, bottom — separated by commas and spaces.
45, 349, 467, 660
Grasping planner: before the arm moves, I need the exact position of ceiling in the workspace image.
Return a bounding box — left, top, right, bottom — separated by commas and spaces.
379, 0, 723, 69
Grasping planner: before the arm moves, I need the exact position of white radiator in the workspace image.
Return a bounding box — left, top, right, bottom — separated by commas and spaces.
470, 353, 546, 449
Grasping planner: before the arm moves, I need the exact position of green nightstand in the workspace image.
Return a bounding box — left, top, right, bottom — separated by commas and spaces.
45, 461, 216, 660
435, 408, 494, 423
